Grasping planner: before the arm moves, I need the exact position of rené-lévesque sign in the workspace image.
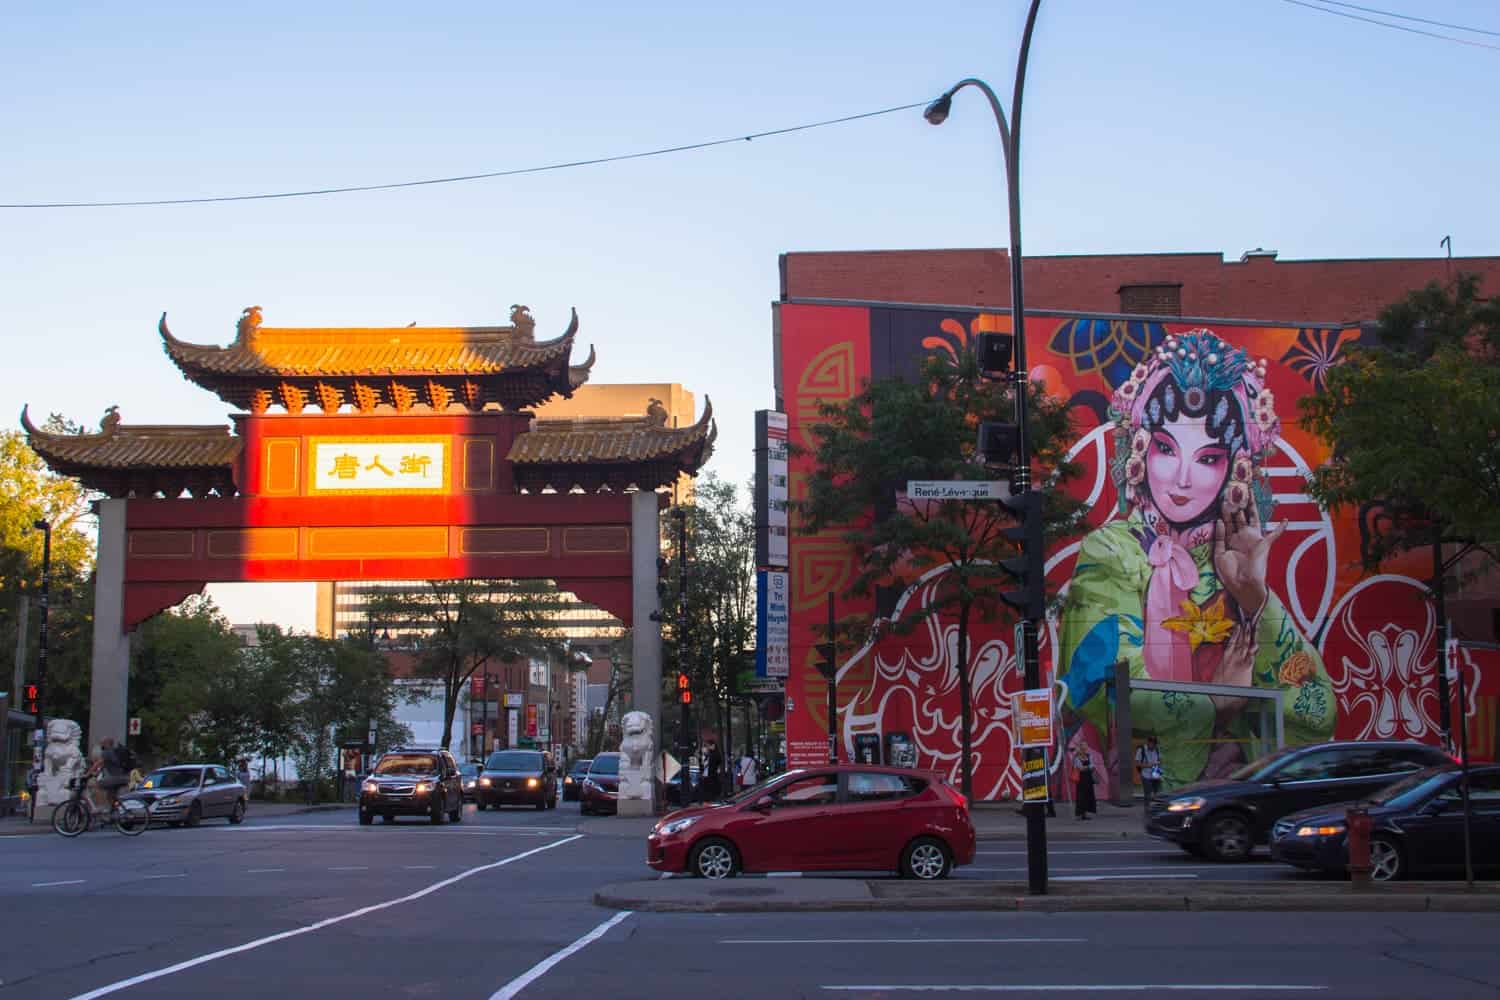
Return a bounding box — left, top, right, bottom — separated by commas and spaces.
906, 480, 1010, 501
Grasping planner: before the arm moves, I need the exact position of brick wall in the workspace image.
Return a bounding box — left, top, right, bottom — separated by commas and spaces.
781, 249, 1500, 324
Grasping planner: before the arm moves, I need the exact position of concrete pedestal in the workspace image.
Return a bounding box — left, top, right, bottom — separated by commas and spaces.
88, 499, 130, 752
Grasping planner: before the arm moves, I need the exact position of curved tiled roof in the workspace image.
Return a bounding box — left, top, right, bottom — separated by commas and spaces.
508, 397, 715, 465
21, 406, 240, 497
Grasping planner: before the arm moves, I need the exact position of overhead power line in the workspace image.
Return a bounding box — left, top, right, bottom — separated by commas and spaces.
1312, 0, 1500, 37
1280, 0, 1500, 50
1, 101, 929, 210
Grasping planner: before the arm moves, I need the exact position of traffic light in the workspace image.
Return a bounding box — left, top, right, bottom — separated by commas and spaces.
998, 491, 1046, 620
814, 637, 837, 680
677, 672, 692, 705
976, 331, 1014, 376
977, 420, 1020, 466
23, 683, 39, 715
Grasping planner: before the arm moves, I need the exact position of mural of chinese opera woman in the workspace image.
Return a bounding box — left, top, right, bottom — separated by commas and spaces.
1056, 330, 1335, 788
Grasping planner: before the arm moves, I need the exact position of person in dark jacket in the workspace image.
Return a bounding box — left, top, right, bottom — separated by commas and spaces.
701, 740, 724, 801
1073, 745, 1097, 821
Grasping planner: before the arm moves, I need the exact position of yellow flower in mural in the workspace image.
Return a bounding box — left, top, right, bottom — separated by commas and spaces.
1279, 651, 1316, 687
1161, 597, 1235, 651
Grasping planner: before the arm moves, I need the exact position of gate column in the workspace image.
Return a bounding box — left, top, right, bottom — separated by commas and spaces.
89, 498, 130, 752
630, 489, 663, 747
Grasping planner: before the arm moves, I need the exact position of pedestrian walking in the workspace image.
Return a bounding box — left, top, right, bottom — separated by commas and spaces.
1135, 735, 1163, 806
736, 751, 757, 790
702, 740, 724, 801
1073, 745, 1097, 821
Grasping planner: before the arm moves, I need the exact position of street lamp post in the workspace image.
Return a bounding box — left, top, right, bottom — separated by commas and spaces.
924, 0, 1048, 896
31, 519, 52, 761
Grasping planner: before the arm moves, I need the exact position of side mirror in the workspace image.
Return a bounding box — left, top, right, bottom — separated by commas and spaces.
1422, 798, 1450, 816
751, 797, 773, 813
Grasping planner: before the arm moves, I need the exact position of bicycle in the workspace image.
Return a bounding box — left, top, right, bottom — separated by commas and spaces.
51, 776, 149, 837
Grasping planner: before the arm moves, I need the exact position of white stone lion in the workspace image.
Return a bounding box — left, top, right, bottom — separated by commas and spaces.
37, 718, 84, 808
618, 710, 655, 802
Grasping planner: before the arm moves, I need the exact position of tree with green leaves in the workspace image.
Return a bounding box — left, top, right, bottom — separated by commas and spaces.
363, 580, 564, 750
797, 347, 1082, 800
1301, 273, 1500, 569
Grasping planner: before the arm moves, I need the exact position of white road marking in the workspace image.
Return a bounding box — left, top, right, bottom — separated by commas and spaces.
327, 866, 368, 871
766, 872, 803, 878
1051, 874, 1199, 881
65, 834, 583, 1000
245, 868, 285, 874
142, 874, 187, 880
228, 823, 571, 835
823, 987, 1323, 993
488, 909, 632, 1000
724, 938, 1085, 945
966, 866, 1217, 873
32, 879, 86, 887
403, 865, 437, 870
975, 850, 1169, 856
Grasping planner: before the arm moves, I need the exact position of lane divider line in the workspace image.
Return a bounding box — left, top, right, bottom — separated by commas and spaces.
723, 938, 1086, 945
142, 874, 188, 880
66, 834, 583, 1000
32, 879, 86, 887
488, 909, 633, 1000
822, 986, 1324, 993
245, 869, 285, 874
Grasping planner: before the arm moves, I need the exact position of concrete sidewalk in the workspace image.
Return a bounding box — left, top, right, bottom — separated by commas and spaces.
0, 800, 351, 836
577, 800, 1144, 842
596, 875, 1500, 914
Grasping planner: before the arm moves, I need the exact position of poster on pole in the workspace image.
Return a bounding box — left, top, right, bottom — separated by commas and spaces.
756, 570, 790, 678
1021, 747, 1049, 803
1013, 688, 1054, 749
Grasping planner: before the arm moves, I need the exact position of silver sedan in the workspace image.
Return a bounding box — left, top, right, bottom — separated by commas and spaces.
125, 764, 248, 827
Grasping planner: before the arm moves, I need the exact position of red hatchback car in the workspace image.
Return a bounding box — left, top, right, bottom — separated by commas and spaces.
647, 765, 975, 880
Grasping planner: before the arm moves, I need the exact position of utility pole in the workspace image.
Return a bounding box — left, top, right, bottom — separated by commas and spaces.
1432, 539, 1453, 747
674, 506, 693, 808
31, 520, 52, 768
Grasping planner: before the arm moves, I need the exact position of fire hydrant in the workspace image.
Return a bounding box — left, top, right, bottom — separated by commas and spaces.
1346, 805, 1373, 889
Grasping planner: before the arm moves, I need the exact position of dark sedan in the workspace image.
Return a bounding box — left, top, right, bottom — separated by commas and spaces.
359, 749, 464, 825
562, 758, 592, 802
1145, 740, 1451, 861
476, 749, 556, 810
459, 762, 481, 802
1271, 764, 1500, 880
580, 752, 621, 815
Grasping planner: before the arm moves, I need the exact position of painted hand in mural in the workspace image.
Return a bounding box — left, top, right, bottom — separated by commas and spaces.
1212, 500, 1285, 622
1209, 621, 1255, 720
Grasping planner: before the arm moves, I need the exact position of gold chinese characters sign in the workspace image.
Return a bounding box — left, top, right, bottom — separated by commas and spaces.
308, 437, 451, 495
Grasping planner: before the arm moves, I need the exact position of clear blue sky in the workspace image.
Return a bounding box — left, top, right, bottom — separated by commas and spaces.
4, 1, 1496, 628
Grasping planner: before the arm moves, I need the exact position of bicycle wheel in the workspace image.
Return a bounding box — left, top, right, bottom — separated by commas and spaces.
52, 799, 89, 838
113, 799, 150, 836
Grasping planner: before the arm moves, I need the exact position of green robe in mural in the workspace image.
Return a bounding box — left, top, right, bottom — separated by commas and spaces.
1057, 513, 1335, 788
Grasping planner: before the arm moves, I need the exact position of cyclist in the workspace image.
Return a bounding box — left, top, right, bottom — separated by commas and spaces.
86, 737, 132, 811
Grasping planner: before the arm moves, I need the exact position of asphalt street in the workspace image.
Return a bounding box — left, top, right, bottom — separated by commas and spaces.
1, 801, 1494, 999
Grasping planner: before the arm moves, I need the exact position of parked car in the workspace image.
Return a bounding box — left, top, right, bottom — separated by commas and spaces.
580, 752, 621, 815
459, 762, 481, 802
662, 765, 702, 807
126, 764, 248, 827
646, 765, 975, 880
476, 749, 556, 810
359, 748, 464, 825
1146, 740, 1452, 861
562, 758, 593, 802
1270, 764, 1500, 880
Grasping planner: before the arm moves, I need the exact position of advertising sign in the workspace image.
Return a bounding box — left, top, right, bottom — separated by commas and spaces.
470, 674, 486, 698
525, 704, 538, 738
309, 438, 450, 494
754, 410, 789, 568
1013, 688, 1054, 749
1021, 748, 1049, 803
755, 570, 790, 678
503, 693, 524, 709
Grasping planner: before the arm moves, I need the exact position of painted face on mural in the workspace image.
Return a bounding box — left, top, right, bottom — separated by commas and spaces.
1146, 417, 1230, 525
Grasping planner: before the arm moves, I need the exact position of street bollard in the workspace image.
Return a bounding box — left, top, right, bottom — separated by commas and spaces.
1346, 805, 1372, 889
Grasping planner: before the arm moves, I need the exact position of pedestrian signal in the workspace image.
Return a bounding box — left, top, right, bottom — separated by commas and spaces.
677, 673, 692, 704
23, 684, 39, 715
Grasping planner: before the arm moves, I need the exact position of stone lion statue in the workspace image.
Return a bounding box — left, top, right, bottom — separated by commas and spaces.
618, 710, 655, 802
37, 718, 84, 808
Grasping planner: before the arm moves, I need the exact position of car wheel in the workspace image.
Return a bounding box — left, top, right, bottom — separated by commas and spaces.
476, 801, 486, 811
430, 799, 444, 825
381, 814, 394, 823
1370, 835, 1404, 882
228, 799, 246, 825
185, 801, 203, 829
449, 802, 462, 823
901, 836, 953, 880
359, 809, 373, 826
690, 837, 739, 880
1180, 843, 1204, 858
535, 798, 546, 811
167, 821, 183, 828
1203, 811, 1252, 862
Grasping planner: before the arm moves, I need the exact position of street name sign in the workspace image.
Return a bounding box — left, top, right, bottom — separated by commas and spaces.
907, 480, 1010, 501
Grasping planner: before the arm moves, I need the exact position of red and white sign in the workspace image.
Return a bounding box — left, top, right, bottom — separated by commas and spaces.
1446, 638, 1460, 682
1013, 689, 1053, 749
127, 717, 142, 736
525, 704, 538, 738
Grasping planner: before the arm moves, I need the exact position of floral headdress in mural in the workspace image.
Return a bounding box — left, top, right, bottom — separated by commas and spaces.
1106, 329, 1280, 526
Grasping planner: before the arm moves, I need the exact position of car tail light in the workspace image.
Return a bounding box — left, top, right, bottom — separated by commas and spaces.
938, 782, 968, 811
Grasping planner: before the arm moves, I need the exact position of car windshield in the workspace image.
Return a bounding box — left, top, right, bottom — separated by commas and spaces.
1367, 768, 1453, 809
485, 751, 540, 771
374, 754, 439, 776
570, 760, 592, 774
459, 763, 480, 778
724, 768, 807, 805
590, 756, 620, 776
1228, 747, 1301, 782
143, 769, 200, 790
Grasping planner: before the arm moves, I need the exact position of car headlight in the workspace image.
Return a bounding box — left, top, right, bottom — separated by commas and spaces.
362, 781, 379, 794
463, 780, 475, 789
564, 776, 574, 784
155, 795, 180, 807
1166, 796, 1206, 813
1296, 823, 1346, 838
526, 777, 539, 788
480, 777, 492, 787
659, 816, 700, 836
415, 782, 431, 794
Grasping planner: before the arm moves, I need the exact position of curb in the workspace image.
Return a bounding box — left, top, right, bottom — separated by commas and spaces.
592, 889, 1500, 914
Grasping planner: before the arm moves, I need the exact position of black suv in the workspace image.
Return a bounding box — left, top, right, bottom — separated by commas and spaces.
359, 748, 465, 825
476, 749, 557, 810
1146, 739, 1451, 861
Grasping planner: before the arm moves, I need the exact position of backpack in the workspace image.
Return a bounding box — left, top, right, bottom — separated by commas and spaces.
114, 745, 137, 773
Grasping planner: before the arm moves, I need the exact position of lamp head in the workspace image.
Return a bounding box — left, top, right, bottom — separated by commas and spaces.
923, 93, 953, 125
33, 519, 48, 532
